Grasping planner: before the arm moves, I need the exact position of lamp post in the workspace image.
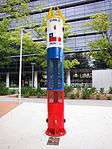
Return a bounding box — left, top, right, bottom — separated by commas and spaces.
31, 63, 35, 88
18, 29, 23, 100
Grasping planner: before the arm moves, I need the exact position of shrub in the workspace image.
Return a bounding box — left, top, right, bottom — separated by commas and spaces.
100, 88, 104, 94
69, 93, 76, 99
74, 84, 81, 89
91, 87, 96, 94
64, 85, 73, 97
0, 84, 10, 95
107, 96, 112, 100
21, 87, 47, 98
35, 87, 47, 97
9, 89, 16, 95
21, 87, 36, 97
96, 93, 101, 100
42, 89, 47, 96
81, 87, 93, 99
108, 87, 112, 94
75, 89, 80, 98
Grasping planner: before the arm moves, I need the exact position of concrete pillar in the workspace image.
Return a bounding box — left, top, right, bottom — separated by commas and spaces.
66, 70, 71, 86
34, 71, 38, 89
6, 72, 9, 88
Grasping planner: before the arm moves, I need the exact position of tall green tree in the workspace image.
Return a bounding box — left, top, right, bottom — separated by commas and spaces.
0, 19, 14, 65
0, 0, 44, 67
0, 3, 79, 70
85, 13, 112, 68
0, 0, 31, 65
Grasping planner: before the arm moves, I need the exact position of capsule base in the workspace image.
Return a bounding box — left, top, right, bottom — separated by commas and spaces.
45, 128, 66, 137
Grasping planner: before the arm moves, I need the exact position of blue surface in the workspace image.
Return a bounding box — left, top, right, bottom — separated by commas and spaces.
47, 59, 64, 90
47, 47, 63, 61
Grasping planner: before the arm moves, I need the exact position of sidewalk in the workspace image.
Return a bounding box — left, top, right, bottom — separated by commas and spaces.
0, 101, 112, 149
0, 96, 112, 106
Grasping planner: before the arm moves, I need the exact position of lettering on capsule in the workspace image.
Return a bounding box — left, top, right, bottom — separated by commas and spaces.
50, 18, 60, 22
49, 43, 62, 47
49, 42, 56, 45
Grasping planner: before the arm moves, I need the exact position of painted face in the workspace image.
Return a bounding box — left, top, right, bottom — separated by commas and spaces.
47, 18, 63, 49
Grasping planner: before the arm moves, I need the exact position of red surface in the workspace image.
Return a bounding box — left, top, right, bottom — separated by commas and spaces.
46, 90, 66, 136
49, 37, 56, 42
58, 37, 61, 42
0, 102, 19, 117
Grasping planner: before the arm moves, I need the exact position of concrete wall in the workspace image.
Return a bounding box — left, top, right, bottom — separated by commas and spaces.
92, 69, 112, 91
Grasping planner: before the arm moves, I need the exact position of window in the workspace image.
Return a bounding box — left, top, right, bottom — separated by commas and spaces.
54, 25, 56, 30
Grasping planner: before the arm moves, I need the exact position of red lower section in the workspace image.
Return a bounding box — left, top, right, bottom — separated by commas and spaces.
45, 90, 66, 136
46, 128, 66, 137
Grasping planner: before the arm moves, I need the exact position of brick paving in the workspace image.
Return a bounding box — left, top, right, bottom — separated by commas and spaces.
0, 102, 19, 117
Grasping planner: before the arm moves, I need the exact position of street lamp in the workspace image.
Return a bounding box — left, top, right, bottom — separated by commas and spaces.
18, 29, 23, 100
31, 63, 35, 88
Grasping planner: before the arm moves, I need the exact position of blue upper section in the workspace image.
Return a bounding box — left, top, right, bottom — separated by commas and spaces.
47, 47, 64, 90
47, 59, 64, 90
47, 47, 63, 60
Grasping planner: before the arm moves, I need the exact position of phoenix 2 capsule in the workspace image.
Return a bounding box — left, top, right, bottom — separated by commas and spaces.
45, 7, 66, 137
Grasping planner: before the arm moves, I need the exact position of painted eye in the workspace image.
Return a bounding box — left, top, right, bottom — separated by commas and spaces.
54, 25, 56, 30
63, 27, 64, 32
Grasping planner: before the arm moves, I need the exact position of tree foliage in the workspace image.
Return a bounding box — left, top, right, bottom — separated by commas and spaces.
0, 0, 30, 18
85, 13, 112, 68
0, 2, 79, 69
0, 18, 17, 65
64, 59, 80, 69
0, 0, 44, 66
0, 0, 31, 65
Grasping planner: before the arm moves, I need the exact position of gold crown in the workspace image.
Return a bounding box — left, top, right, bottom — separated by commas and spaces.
48, 6, 65, 20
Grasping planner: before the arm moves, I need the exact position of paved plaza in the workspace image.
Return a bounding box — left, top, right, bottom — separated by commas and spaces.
0, 99, 112, 149
0, 101, 19, 117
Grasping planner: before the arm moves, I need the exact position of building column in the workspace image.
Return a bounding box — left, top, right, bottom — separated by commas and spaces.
66, 70, 71, 86
34, 71, 38, 89
6, 72, 9, 88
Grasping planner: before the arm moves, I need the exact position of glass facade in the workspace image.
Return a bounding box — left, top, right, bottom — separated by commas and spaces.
0, 0, 111, 87
9, 0, 112, 52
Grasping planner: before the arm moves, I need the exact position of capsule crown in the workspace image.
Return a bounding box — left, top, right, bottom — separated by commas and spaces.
48, 6, 64, 20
